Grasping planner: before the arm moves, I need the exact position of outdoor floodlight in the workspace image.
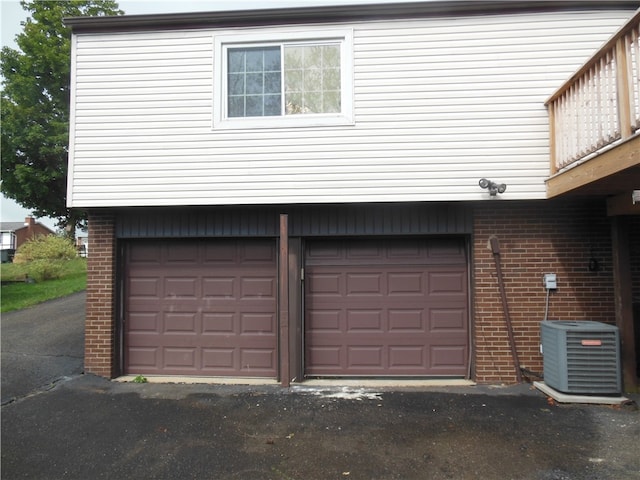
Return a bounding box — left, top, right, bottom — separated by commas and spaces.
479, 178, 507, 196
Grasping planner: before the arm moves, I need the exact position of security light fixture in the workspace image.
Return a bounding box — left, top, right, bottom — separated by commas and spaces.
479, 178, 507, 196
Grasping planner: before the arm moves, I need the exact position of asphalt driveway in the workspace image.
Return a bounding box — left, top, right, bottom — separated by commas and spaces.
2, 376, 639, 480
1, 291, 85, 404
1, 293, 639, 479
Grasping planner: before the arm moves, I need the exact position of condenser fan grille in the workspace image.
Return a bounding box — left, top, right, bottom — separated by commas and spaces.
541, 321, 621, 395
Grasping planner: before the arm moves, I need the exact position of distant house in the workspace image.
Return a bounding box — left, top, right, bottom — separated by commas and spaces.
76, 236, 89, 257
0, 217, 55, 262
65, 1, 640, 389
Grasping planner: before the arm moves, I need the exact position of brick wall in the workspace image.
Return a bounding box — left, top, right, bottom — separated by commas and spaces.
81, 203, 636, 383
473, 199, 616, 383
631, 216, 640, 302
85, 210, 117, 377
631, 216, 640, 380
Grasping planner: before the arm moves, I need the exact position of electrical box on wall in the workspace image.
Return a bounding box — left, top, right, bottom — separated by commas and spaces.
543, 273, 557, 289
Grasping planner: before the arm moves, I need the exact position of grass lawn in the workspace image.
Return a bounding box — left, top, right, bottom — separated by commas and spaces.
1, 258, 87, 313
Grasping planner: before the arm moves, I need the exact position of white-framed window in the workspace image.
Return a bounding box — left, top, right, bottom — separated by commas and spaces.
214, 29, 354, 129
1, 232, 16, 250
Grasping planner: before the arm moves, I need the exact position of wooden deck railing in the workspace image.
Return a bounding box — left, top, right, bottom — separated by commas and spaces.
546, 10, 640, 174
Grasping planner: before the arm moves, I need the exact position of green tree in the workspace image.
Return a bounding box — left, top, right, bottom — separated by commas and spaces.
1, 0, 122, 234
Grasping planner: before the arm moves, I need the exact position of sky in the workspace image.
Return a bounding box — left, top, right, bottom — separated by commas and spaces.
0, 0, 419, 229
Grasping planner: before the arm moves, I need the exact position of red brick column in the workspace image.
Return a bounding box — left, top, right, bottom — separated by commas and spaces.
85, 210, 117, 378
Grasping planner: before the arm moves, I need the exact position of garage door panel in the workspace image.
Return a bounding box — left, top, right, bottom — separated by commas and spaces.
306, 238, 467, 266
347, 310, 383, 331
346, 273, 384, 295
164, 278, 199, 298
427, 239, 466, 259
164, 312, 197, 333
241, 242, 277, 263
306, 346, 341, 368
127, 347, 158, 369
431, 308, 466, 330
429, 271, 466, 295
307, 273, 342, 295
346, 245, 383, 260
388, 272, 424, 295
125, 239, 277, 377
388, 309, 424, 331
130, 331, 195, 347
166, 244, 199, 263
202, 348, 235, 370
129, 277, 160, 298
128, 312, 160, 333
311, 267, 465, 298
164, 348, 196, 369
240, 277, 276, 298
240, 312, 276, 334
307, 310, 341, 331
305, 238, 468, 377
241, 349, 276, 372
202, 242, 237, 263
202, 313, 235, 333
389, 346, 424, 368
129, 243, 161, 263
305, 244, 342, 261
202, 277, 235, 297
431, 346, 467, 371
387, 244, 421, 259
348, 346, 383, 368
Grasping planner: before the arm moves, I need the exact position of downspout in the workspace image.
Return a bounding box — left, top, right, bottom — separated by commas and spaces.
489, 236, 522, 383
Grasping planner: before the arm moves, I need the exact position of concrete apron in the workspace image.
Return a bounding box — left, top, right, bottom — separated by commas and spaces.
534, 381, 631, 405
114, 375, 475, 388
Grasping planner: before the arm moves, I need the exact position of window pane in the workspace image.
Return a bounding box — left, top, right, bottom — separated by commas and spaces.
284, 69, 302, 93
323, 45, 340, 68
264, 49, 281, 70
264, 94, 282, 116
285, 46, 303, 69
305, 92, 321, 113
323, 91, 341, 113
304, 68, 321, 91
286, 92, 304, 114
228, 96, 244, 117
304, 45, 323, 69
284, 43, 341, 115
228, 50, 245, 73
227, 46, 281, 117
228, 73, 245, 96
246, 95, 264, 116
246, 50, 264, 72
323, 68, 340, 91
265, 72, 281, 94
246, 73, 263, 95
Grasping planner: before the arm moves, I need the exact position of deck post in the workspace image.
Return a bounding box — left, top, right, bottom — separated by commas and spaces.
615, 37, 633, 139
611, 216, 638, 392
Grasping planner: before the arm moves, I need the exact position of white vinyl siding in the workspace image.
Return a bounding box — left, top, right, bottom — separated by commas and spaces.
67, 10, 634, 207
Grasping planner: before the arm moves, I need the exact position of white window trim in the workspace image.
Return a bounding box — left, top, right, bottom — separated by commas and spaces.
213, 29, 354, 129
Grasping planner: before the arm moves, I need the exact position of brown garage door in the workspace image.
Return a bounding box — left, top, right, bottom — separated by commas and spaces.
305, 238, 468, 377
125, 239, 277, 377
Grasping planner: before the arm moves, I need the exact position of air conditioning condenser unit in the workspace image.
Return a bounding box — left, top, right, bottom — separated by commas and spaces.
540, 321, 621, 395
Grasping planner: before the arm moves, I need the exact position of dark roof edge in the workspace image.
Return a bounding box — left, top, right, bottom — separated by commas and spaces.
65, 1, 640, 32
